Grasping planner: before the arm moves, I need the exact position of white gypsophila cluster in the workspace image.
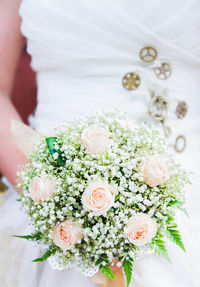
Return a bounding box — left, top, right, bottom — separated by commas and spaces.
17, 111, 190, 275
48, 252, 72, 271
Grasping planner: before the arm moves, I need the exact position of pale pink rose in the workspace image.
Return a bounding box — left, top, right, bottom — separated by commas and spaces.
29, 174, 56, 204
53, 219, 82, 250
81, 125, 110, 154
127, 213, 157, 246
82, 181, 117, 216
140, 155, 169, 187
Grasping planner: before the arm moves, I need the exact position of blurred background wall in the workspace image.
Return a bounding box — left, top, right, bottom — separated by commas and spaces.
12, 45, 37, 124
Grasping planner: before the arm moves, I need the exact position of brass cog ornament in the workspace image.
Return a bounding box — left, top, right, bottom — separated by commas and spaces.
175, 135, 186, 153
148, 94, 170, 137
122, 72, 141, 91
140, 46, 158, 63
148, 94, 168, 121
176, 101, 188, 119
154, 63, 172, 80
121, 44, 187, 152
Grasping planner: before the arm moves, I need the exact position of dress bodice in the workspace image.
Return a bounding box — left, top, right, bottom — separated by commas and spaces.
19, 0, 200, 136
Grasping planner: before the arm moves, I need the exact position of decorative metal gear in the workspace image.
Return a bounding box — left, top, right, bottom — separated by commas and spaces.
154, 63, 172, 80
122, 72, 141, 91
148, 94, 168, 121
176, 101, 188, 119
175, 135, 186, 153
140, 46, 158, 63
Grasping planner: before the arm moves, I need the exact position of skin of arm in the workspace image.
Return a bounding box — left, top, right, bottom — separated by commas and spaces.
0, 0, 26, 188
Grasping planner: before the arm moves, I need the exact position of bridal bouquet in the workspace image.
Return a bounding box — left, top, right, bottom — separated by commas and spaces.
15, 111, 190, 286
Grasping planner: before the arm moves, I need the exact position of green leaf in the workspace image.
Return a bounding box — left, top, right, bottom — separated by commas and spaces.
16, 198, 22, 202
150, 237, 172, 263
100, 264, 116, 280
122, 258, 133, 287
13, 232, 42, 241
115, 194, 120, 201
46, 137, 65, 166
95, 254, 109, 266
118, 256, 124, 262
167, 200, 181, 207
46, 137, 57, 154
32, 247, 57, 262
166, 227, 186, 252
95, 258, 109, 266
166, 216, 177, 226
13, 235, 35, 240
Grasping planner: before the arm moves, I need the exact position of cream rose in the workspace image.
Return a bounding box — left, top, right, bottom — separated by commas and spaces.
82, 181, 116, 216
140, 155, 169, 187
53, 219, 82, 250
81, 125, 110, 154
29, 174, 56, 204
127, 213, 157, 246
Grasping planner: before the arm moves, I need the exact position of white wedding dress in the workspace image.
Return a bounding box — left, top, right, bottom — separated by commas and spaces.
0, 0, 200, 286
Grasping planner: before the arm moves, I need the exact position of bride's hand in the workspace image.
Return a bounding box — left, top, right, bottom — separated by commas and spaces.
0, 0, 26, 188
109, 258, 123, 271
